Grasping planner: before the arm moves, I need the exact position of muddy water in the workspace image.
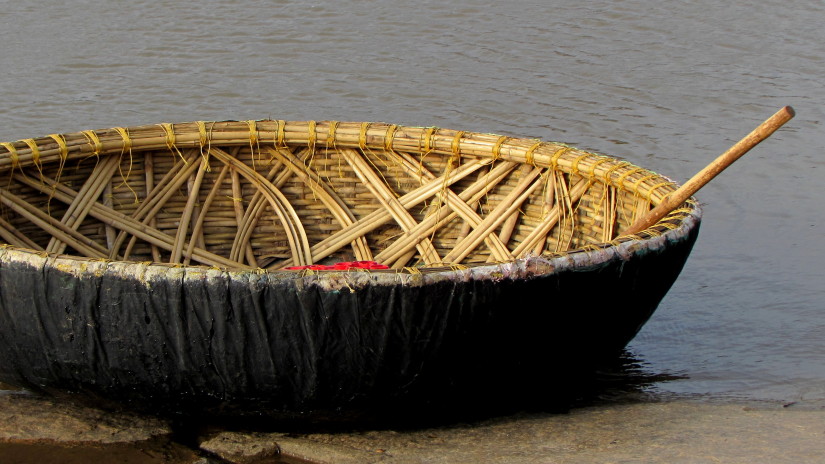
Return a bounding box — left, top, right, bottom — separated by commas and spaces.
0, 440, 197, 464
0, 0, 823, 409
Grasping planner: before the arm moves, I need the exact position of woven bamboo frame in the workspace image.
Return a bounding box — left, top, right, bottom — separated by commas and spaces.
0, 121, 697, 272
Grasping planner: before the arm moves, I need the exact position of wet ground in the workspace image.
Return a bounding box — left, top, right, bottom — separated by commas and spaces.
3, 362, 824, 464
2, 389, 824, 464
0, 441, 198, 464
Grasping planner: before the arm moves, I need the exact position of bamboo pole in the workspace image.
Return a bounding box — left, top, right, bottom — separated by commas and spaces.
623, 106, 795, 235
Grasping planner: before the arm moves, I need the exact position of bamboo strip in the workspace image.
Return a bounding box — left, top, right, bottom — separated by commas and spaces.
113, 150, 200, 260
265, 146, 372, 261
280, 159, 489, 267
455, 171, 486, 242
170, 157, 209, 263
102, 180, 118, 252
339, 148, 440, 265
47, 155, 121, 254
0, 215, 43, 250
553, 172, 576, 252
441, 167, 545, 264
601, 185, 617, 243
0, 187, 108, 258
497, 212, 521, 247
231, 194, 265, 265
513, 178, 591, 257
183, 164, 231, 265
531, 170, 558, 256
456, 200, 478, 241
484, 165, 535, 262
0, 223, 23, 248
390, 250, 418, 269
229, 152, 293, 264
208, 147, 311, 266
143, 152, 161, 261
14, 173, 247, 268
373, 160, 519, 265
187, 167, 206, 250
380, 149, 513, 262
229, 167, 257, 266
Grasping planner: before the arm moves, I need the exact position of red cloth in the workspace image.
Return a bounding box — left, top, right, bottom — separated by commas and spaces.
285, 260, 389, 271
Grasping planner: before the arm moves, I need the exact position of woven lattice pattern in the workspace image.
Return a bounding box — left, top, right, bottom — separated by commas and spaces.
0, 121, 697, 271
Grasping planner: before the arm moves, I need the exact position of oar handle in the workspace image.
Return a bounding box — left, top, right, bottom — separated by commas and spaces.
623, 106, 795, 235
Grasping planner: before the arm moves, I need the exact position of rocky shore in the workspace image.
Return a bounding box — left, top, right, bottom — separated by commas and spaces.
1, 388, 823, 464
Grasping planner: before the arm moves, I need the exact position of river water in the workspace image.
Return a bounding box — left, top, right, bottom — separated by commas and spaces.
1, 0, 823, 407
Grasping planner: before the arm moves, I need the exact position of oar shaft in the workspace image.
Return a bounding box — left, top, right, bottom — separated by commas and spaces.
623, 106, 795, 235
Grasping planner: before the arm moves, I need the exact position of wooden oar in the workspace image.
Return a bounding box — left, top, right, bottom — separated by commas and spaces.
623, 105, 795, 235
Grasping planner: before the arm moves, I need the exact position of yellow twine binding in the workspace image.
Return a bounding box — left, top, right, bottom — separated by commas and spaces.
47, 134, 69, 186
112, 126, 139, 204
306, 120, 317, 152
196, 121, 212, 171
492, 136, 508, 161
1, 143, 19, 169
81, 130, 103, 157
570, 152, 591, 176
22, 139, 41, 168
327, 121, 339, 148
358, 122, 370, 150
525, 141, 542, 166
384, 125, 399, 154
550, 146, 570, 170
616, 166, 645, 189
158, 124, 184, 163
114, 127, 132, 154
275, 120, 286, 148
647, 181, 677, 202
48, 134, 68, 161
449, 131, 464, 169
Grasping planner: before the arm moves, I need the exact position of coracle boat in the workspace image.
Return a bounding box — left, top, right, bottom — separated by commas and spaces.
0, 110, 792, 415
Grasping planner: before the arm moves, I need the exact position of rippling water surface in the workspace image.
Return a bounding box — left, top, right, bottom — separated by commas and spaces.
1, 0, 823, 406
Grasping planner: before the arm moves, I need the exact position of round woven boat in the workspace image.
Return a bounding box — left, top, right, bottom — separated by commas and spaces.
0, 121, 700, 415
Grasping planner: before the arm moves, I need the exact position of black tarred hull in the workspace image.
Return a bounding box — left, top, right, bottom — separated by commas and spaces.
0, 222, 698, 416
